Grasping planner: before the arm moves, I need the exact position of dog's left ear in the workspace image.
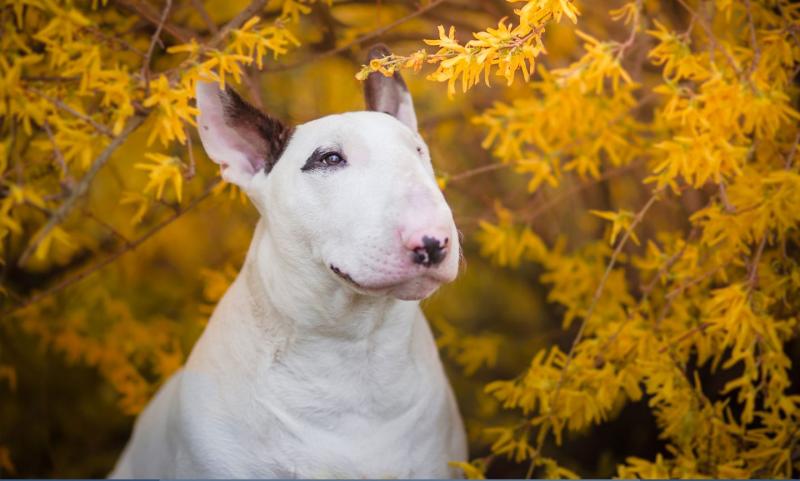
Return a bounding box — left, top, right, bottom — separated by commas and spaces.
363, 44, 418, 132
195, 81, 292, 188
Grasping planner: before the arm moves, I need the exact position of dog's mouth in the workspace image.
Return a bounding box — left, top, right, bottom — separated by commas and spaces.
328, 262, 450, 300
329, 264, 362, 288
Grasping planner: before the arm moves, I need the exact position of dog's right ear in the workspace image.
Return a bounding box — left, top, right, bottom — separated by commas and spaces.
195, 81, 292, 188
363, 44, 418, 132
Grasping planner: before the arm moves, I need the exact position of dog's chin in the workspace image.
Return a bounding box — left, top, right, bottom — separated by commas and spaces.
386, 277, 442, 300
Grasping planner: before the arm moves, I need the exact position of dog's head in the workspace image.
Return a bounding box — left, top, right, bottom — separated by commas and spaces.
195, 46, 459, 301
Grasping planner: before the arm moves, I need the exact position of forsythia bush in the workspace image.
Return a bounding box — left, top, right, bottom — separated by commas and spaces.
1, 0, 799, 477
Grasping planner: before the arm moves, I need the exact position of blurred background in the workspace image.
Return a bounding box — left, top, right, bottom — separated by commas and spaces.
2, 0, 799, 477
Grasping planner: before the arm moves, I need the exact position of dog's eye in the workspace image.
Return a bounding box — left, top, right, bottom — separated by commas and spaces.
301, 148, 347, 172
321, 152, 344, 166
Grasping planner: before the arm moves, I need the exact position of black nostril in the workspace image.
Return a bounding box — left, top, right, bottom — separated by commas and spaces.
412, 236, 448, 267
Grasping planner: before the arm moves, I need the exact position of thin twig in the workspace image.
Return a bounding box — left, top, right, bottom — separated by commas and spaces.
784, 131, 800, 169
743, 0, 761, 75
675, 0, 742, 77
718, 181, 736, 213
746, 234, 767, 291
550, 189, 663, 408
449, 162, 510, 182
41, 120, 73, 187
3, 179, 221, 318
84, 209, 132, 246
522, 161, 644, 224
658, 322, 710, 353
17, 115, 146, 267
213, 0, 269, 45
117, 0, 193, 43
142, 0, 174, 98
595, 225, 700, 364
29, 88, 114, 138
83, 25, 146, 57
192, 0, 219, 35
614, 0, 643, 59
184, 126, 197, 180
270, 0, 448, 72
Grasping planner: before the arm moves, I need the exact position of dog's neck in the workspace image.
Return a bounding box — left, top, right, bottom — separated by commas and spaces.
225, 219, 421, 367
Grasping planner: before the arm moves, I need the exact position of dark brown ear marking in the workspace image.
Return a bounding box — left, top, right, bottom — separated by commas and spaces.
364, 44, 409, 115
219, 87, 294, 174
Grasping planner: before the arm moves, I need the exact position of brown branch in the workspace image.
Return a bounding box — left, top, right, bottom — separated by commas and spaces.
743, 0, 761, 75
270, 0, 448, 72
449, 162, 510, 182
658, 322, 710, 353
84, 209, 132, 246
522, 161, 644, 224
83, 25, 146, 57
192, 0, 219, 35
746, 234, 767, 291
785, 131, 800, 169
615, 0, 643, 59
594, 225, 700, 365
675, 0, 742, 77
550, 189, 663, 410
17, 115, 147, 267
213, 0, 269, 45
41, 120, 73, 187
117, 0, 194, 43
29, 88, 114, 138
142, 0, 174, 98
3, 179, 221, 318
718, 181, 736, 213
184, 126, 197, 180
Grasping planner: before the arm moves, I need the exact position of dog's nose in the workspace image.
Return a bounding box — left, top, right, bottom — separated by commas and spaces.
404, 230, 449, 267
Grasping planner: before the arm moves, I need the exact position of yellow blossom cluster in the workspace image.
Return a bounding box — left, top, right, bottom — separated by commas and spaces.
456, 0, 800, 478
2, 0, 800, 478
356, 0, 580, 95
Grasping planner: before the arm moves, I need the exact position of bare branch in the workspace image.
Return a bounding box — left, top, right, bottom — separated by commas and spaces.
675, 0, 742, 77
192, 0, 219, 35
550, 189, 663, 410
449, 163, 509, 182
4, 179, 221, 318
184, 126, 197, 180
270, 0, 448, 72
41, 120, 73, 188
213, 0, 269, 45
117, 0, 194, 43
785, 131, 800, 169
29, 88, 114, 138
743, 0, 761, 75
142, 0, 174, 98
17, 115, 146, 267
746, 234, 767, 291
718, 181, 736, 213
84, 209, 132, 246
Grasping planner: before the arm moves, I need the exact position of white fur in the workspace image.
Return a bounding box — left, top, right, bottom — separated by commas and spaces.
110, 82, 467, 478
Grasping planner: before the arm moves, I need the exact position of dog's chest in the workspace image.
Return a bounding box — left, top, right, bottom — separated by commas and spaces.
176, 315, 460, 478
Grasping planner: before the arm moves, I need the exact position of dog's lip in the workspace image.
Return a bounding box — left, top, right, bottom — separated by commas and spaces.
328, 263, 451, 292
329, 264, 363, 288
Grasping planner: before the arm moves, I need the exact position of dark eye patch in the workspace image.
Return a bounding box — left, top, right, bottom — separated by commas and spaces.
301, 147, 348, 172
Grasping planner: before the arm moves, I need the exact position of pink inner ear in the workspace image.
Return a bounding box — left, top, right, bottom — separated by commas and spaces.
223, 132, 265, 174
196, 82, 268, 182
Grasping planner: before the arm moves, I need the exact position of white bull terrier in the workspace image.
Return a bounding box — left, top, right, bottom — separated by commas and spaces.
110, 45, 467, 479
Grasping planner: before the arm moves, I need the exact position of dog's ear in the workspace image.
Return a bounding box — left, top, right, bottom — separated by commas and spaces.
363, 44, 418, 132
195, 81, 292, 187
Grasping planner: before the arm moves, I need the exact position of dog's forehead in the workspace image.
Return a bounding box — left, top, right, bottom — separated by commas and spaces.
294, 111, 419, 148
